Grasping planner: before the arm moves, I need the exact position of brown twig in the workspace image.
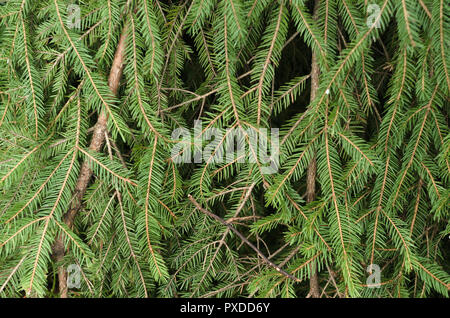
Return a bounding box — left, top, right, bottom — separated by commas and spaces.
51, 22, 129, 298
187, 195, 301, 284
307, 0, 321, 299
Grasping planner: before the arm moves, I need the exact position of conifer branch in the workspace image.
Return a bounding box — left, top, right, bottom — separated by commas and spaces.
51, 21, 129, 298
188, 195, 302, 284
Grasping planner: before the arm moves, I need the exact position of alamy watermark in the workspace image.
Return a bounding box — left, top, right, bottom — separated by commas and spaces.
366, 264, 381, 288
366, 4, 381, 29
67, 4, 81, 30
170, 121, 279, 175
67, 264, 81, 289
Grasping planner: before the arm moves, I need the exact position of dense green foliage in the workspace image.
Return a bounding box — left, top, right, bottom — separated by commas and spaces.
0, 0, 449, 298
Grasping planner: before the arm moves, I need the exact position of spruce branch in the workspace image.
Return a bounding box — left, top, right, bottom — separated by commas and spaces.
188, 194, 302, 284
51, 21, 129, 298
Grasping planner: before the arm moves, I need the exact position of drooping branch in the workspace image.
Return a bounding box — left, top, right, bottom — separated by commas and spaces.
307, 0, 321, 299
51, 22, 129, 298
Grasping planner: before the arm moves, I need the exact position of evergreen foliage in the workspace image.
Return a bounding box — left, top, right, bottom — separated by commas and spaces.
0, 0, 449, 298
